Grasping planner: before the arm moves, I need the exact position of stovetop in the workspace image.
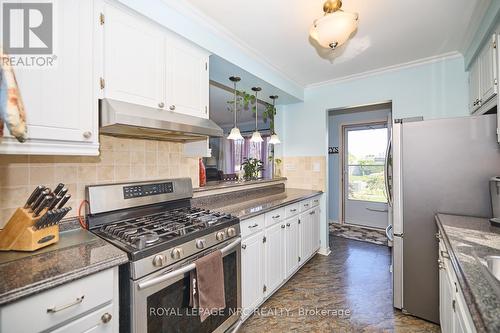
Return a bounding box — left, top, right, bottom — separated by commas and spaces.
91, 206, 239, 261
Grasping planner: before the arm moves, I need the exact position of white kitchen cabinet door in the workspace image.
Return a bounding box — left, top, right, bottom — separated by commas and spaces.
479, 34, 498, 105
103, 3, 164, 109
311, 206, 321, 251
241, 230, 264, 315
285, 217, 300, 278
299, 211, 312, 261
439, 261, 453, 333
264, 222, 285, 295
0, 0, 99, 155
165, 36, 209, 119
468, 59, 481, 114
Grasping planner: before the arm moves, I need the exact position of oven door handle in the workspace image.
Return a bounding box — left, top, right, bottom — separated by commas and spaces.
138, 237, 241, 290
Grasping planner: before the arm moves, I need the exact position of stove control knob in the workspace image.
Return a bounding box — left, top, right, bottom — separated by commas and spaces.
216, 232, 225, 241
196, 239, 206, 249
152, 254, 166, 267
170, 248, 183, 260
226, 227, 236, 237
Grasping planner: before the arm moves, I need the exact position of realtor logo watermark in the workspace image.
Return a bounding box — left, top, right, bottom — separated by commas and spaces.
2, 1, 57, 68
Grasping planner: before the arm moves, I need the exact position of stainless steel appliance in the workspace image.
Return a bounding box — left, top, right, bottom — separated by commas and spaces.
387, 114, 500, 323
490, 176, 500, 224
86, 178, 241, 333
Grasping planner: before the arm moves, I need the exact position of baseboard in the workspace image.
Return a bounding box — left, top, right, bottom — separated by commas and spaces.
318, 246, 331, 256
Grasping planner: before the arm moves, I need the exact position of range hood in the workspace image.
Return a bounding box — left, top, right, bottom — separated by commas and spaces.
99, 99, 223, 142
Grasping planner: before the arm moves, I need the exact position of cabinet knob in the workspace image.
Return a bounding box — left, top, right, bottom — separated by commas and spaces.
101, 312, 112, 324
242, 244, 247, 249
83, 131, 92, 139
281, 225, 285, 229
158, 102, 165, 108
169, 105, 176, 111
286, 223, 291, 227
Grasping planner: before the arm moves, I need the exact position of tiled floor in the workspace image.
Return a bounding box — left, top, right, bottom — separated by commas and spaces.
239, 236, 440, 333
329, 223, 388, 246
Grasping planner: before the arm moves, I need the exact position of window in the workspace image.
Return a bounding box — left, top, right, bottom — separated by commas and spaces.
346, 126, 387, 203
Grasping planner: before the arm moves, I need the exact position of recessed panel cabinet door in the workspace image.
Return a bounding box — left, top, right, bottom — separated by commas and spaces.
264, 222, 285, 295
103, 4, 164, 109
479, 34, 498, 105
166, 37, 209, 118
285, 217, 300, 277
468, 60, 481, 114
241, 231, 264, 313
311, 206, 321, 251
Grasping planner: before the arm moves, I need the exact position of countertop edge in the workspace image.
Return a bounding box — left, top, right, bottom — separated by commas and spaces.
0, 253, 128, 306
435, 214, 488, 333
193, 177, 287, 193
238, 190, 323, 221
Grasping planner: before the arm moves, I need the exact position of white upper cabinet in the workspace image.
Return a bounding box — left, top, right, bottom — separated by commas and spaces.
166, 37, 209, 118
468, 33, 498, 115
101, 2, 209, 118
0, 0, 99, 155
103, 4, 164, 109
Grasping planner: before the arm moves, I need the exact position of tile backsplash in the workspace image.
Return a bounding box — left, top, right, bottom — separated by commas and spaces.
280, 156, 326, 192
0, 135, 199, 227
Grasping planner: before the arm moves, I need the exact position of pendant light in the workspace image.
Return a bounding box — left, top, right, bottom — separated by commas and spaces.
268, 95, 281, 145
309, 0, 359, 50
227, 76, 244, 141
250, 87, 263, 143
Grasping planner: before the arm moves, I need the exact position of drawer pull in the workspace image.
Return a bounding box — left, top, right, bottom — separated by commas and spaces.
440, 250, 450, 259
47, 295, 84, 313
303, 204, 309, 207
101, 312, 112, 324
286, 223, 291, 227
248, 224, 259, 229
309, 211, 315, 215
281, 225, 285, 229
272, 215, 281, 219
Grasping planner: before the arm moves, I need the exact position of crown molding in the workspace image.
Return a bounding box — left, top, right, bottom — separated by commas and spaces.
306, 51, 463, 89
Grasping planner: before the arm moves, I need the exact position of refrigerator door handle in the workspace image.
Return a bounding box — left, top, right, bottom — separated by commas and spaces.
385, 224, 394, 241
384, 132, 393, 207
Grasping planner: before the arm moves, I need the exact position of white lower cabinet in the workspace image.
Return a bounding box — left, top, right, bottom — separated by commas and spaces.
241, 195, 322, 322
438, 236, 476, 333
241, 230, 265, 317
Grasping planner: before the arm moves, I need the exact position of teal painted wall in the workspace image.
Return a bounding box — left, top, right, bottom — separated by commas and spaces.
277, 55, 469, 157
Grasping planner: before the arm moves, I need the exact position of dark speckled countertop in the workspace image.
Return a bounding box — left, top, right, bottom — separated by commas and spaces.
0, 225, 128, 306
435, 214, 500, 333
194, 188, 323, 220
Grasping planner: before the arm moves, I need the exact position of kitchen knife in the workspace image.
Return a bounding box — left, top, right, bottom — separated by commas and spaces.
57, 194, 71, 209
24, 185, 45, 209
56, 188, 68, 199
48, 195, 63, 210
40, 210, 54, 229
53, 183, 65, 195
52, 207, 71, 226
34, 195, 53, 217
31, 189, 50, 212
33, 212, 48, 230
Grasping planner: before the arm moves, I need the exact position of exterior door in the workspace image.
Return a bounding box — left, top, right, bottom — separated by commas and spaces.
343, 123, 389, 229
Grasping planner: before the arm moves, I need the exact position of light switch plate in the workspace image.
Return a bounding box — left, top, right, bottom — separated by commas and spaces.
313, 162, 321, 172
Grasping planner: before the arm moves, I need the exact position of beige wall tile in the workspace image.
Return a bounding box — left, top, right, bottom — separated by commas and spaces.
97, 166, 114, 182
0, 166, 30, 186
29, 166, 55, 186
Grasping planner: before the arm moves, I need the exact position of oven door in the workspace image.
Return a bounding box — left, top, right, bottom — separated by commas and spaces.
131, 238, 241, 333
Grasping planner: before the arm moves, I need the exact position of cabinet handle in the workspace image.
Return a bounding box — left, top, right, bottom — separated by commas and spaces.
158, 102, 165, 108
47, 295, 84, 313
440, 250, 450, 259
281, 225, 285, 229
435, 233, 442, 239
169, 105, 176, 111
272, 215, 281, 219
83, 131, 92, 139
309, 211, 315, 215
303, 204, 309, 207
286, 223, 291, 227
242, 244, 247, 249
248, 223, 259, 229
290, 209, 297, 212
101, 312, 112, 324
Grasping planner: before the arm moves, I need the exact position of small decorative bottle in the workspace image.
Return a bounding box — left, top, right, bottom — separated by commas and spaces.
199, 158, 206, 187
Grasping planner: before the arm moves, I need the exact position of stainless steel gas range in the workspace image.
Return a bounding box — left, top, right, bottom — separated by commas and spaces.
85, 178, 241, 333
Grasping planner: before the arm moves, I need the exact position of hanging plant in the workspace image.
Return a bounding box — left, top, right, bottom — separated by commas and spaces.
226, 90, 255, 113
262, 103, 277, 133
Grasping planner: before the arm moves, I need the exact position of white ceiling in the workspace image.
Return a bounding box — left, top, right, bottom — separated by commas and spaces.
184, 0, 486, 86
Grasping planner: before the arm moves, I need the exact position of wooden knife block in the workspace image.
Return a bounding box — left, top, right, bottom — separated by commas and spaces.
0, 207, 59, 252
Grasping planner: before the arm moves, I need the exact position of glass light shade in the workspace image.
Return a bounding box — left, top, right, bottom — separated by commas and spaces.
227, 127, 244, 141
250, 131, 263, 143
310, 11, 358, 49
269, 134, 281, 145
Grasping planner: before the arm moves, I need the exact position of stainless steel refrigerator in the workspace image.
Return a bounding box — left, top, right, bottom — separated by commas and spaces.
387, 113, 500, 324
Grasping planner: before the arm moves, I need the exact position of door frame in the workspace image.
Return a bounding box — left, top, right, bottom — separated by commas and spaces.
339, 119, 388, 226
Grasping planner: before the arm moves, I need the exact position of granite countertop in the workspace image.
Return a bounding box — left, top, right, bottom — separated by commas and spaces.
0, 225, 128, 306
435, 214, 500, 333
196, 188, 322, 220
193, 177, 287, 193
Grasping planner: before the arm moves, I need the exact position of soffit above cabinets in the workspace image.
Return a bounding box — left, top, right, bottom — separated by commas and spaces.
184, 0, 483, 86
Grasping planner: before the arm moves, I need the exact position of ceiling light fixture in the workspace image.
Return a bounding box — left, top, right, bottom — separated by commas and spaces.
227, 76, 244, 141
250, 87, 263, 143
309, 0, 359, 50
268, 95, 281, 145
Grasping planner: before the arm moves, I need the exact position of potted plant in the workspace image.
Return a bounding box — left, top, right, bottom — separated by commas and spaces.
241, 158, 264, 180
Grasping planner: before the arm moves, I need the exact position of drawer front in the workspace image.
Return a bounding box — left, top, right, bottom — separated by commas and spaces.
285, 203, 300, 218
299, 200, 312, 212
311, 196, 321, 207
240, 215, 265, 238
265, 207, 286, 227
0, 269, 114, 333
51, 303, 115, 333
